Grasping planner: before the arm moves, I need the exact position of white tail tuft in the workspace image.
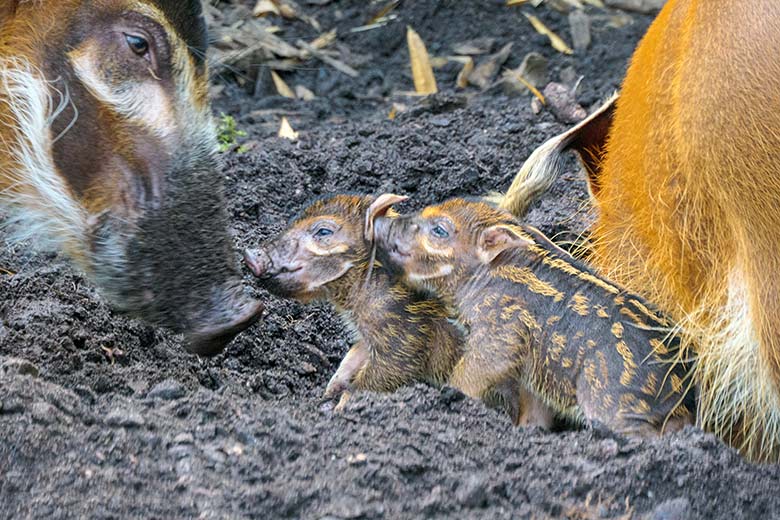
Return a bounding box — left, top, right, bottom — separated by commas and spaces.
497, 92, 618, 218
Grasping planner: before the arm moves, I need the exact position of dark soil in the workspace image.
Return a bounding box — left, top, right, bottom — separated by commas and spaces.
2, 2, 779, 519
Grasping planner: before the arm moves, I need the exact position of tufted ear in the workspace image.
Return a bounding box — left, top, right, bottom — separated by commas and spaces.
364, 193, 408, 242
477, 225, 533, 264
0, 1, 19, 26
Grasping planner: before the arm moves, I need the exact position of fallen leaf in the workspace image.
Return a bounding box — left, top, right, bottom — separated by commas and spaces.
310, 29, 337, 50
271, 71, 295, 98
271, 0, 299, 19
549, 0, 584, 9
524, 13, 574, 55
278, 117, 299, 140
452, 37, 496, 55
429, 56, 450, 68
510, 71, 546, 104
406, 26, 438, 95
468, 42, 513, 89
368, 0, 399, 25
582, 0, 606, 6
297, 39, 359, 77
456, 57, 474, 88
295, 84, 316, 101
506, 0, 528, 5
253, 0, 281, 16
271, 0, 321, 30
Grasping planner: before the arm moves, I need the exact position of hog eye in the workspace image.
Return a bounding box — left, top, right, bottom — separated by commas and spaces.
431, 224, 449, 239
125, 33, 150, 58
314, 228, 334, 238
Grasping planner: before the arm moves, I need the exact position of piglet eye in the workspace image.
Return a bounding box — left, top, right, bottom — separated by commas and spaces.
125, 33, 150, 58
431, 225, 449, 239
314, 228, 334, 238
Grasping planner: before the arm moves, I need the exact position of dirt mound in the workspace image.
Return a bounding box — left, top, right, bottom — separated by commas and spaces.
2, 1, 779, 518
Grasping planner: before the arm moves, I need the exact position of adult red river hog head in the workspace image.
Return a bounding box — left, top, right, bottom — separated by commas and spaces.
0, 0, 263, 354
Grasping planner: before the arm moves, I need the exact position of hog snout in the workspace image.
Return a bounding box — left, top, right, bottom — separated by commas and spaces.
90, 160, 265, 356
244, 241, 302, 279
184, 283, 265, 356
374, 217, 413, 259
243, 248, 272, 278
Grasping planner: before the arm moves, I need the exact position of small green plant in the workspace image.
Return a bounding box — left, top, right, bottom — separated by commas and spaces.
217, 113, 247, 153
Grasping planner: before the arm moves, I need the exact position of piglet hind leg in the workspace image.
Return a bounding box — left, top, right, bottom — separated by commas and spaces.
576, 372, 664, 437
488, 378, 554, 429
517, 387, 555, 429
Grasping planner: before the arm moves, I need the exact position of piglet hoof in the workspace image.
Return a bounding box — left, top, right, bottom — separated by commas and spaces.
323, 373, 350, 400
333, 391, 352, 413
320, 378, 352, 413
319, 391, 352, 414
587, 419, 619, 440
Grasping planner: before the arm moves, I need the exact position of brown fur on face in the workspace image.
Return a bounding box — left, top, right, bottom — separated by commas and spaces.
0, 1, 262, 354
375, 198, 695, 437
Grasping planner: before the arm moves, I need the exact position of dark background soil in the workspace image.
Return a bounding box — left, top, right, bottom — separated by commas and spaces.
2, 1, 779, 518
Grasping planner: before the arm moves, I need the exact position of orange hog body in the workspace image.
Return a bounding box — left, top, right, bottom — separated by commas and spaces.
589, 0, 780, 460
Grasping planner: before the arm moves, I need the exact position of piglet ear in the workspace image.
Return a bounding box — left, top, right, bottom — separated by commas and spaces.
477, 225, 533, 264
0, 1, 19, 25
364, 193, 408, 242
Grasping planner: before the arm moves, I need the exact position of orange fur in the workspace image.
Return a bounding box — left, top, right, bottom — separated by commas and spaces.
590, 0, 780, 460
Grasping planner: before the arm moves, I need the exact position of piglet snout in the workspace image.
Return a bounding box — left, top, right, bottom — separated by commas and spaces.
243, 248, 272, 278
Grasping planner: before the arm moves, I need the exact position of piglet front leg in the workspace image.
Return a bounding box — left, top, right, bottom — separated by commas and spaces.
322, 341, 369, 412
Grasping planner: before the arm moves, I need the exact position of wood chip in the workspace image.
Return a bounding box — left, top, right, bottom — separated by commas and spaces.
347, 453, 368, 466
543, 82, 586, 123
271, 71, 295, 98
524, 13, 574, 55
406, 26, 438, 95
456, 57, 474, 89
278, 117, 299, 140
297, 39, 359, 77
388, 103, 406, 120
